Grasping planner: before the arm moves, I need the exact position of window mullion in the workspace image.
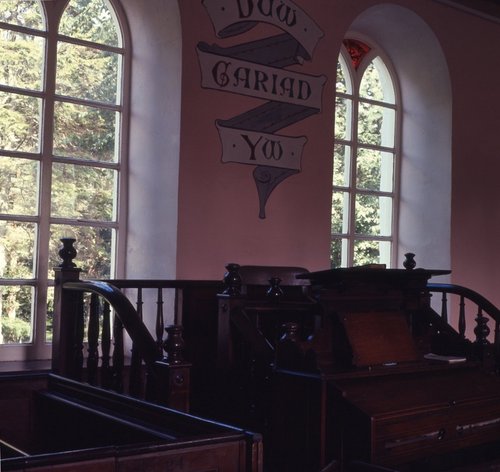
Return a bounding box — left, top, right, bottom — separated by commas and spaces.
348, 87, 360, 267
57, 33, 124, 54
35, 8, 58, 351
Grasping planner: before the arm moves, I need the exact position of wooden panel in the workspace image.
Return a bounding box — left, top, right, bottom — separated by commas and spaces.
117, 441, 245, 472
268, 370, 327, 472
341, 311, 419, 366
0, 373, 48, 451
373, 398, 500, 466
333, 368, 500, 467
179, 282, 222, 413
27, 458, 115, 472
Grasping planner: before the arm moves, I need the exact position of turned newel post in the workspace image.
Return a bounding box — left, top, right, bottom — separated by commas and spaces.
403, 252, 416, 270
218, 263, 243, 373
148, 324, 191, 412
164, 325, 186, 365
52, 238, 83, 379
474, 309, 491, 364
222, 263, 242, 295
58, 237, 78, 268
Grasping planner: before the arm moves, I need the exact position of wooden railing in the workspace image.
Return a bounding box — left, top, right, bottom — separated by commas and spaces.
53, 237, 500, 420
427, 282, 500, 370
52, 238, 216, 411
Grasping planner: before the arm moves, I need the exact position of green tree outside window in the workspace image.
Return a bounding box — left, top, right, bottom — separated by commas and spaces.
0, 0, 125, 348
332, 39, 398, 268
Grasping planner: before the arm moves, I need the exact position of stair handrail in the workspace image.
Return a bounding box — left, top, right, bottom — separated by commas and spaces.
52, 238, 192, 408
62, 279, 160, 365
427, 282, 500, 323
426, 282, 500, 371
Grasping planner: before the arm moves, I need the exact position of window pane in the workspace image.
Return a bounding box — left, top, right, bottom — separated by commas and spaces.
360, 61, 383, 101
50, 225, 113, 279
53, 101, 118, 162
57, 41, 119, 104
359, 57, 394, 104
358, 102, 395, 147
0, 157, 38, 216
0, 1, 44, 30
0, 285, 34, 344
336, 55, 352, 94
59, 0, 119, 47
331, 191, 349, 234
335, 96, 352, 140
0, 31, 44, 90
355, 194, 392, 236
0, 91, 41, 153
51, 163, 115, 221
354, 239, 391, 267
356, 148, 394, 192
331, 238, 348, 268
0, 221, 36, 278
333, 144, 351, 187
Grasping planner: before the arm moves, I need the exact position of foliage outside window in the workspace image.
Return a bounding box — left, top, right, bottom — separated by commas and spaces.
0, 0, 126, 357
331, 39, 399, 268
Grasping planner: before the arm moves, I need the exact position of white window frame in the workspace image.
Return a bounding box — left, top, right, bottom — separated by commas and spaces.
0, 0, 130, 361
332, 36, 401, 268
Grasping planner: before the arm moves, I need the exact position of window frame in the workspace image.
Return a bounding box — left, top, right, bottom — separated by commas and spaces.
0, 0, 130, 361
332, 36, 401, 268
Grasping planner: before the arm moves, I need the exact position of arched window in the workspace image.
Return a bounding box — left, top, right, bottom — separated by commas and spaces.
0, 0, 128, 360
332, 38, 399, 268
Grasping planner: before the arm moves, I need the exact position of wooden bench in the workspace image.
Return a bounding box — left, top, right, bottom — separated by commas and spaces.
1, 374, 262, 471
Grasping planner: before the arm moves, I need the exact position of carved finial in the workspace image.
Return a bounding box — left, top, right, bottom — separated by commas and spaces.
267, 277, 284, 298
58, 238, 77, 268
223, 263, 242, 295
403, 252, 416, 270
163, 325, 185, 365
474, 312, 490, 347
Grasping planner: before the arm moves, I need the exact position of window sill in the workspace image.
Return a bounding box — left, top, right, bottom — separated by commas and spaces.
0, 360, 51, 374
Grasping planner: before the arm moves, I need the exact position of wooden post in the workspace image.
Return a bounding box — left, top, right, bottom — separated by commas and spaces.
222, 263, 242, 295
52, 238, 83, 379
146, 325, 191, 411
474, 308, 491, 365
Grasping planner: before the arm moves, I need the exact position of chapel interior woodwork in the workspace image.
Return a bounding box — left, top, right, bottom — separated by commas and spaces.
2, 241, 500, 472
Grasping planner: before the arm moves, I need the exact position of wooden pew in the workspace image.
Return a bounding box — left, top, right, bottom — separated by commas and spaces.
1, 374, 263, 471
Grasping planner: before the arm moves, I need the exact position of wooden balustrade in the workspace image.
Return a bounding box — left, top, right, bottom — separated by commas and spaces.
427, 283, 500, 370
52, 238, 210, 411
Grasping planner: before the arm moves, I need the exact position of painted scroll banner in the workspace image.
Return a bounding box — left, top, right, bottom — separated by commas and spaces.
199, 0, 325, 218
202, 0, 324, 59
197, 45, 325, 110
217, 123, 306, 170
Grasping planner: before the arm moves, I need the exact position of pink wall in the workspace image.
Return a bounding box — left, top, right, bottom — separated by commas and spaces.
424, 3, 500, 305
176, 0, 500, 308
176, 0, 340, 278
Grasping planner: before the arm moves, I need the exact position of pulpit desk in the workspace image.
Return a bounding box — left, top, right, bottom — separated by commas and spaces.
270, 267, 500, 471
